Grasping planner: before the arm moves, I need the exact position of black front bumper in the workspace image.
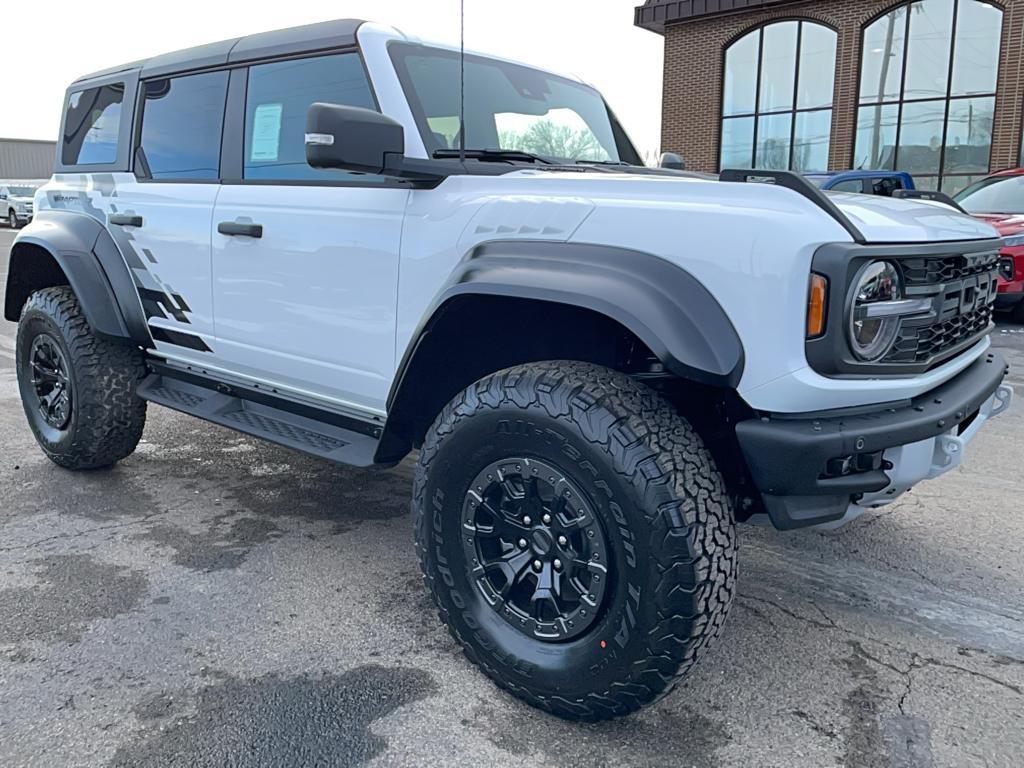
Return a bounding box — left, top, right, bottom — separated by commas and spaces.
996, 292, 1023, 310
735, 350, 1008, 529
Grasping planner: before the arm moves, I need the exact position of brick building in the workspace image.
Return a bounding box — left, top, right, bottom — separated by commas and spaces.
635, 0, 1024, 193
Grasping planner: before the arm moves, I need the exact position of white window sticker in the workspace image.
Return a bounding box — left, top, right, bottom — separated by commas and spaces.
250, 103, 283, 162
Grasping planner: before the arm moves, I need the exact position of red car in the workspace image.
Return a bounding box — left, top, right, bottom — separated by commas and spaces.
954, 169, 1024, 322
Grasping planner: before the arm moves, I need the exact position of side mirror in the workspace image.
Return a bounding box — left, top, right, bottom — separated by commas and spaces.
659, 152, 685, 171
305, 102, 404, 175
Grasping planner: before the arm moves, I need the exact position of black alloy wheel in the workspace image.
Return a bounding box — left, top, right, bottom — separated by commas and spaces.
28, 333, 73, 429
462, 457, 608, 642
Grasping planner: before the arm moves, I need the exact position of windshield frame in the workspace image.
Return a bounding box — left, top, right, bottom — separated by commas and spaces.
387, 42, 642, 167
953, 174, 1024, 215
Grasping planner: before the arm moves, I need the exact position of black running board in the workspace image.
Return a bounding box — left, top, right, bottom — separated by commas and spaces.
137, 372, 381, 468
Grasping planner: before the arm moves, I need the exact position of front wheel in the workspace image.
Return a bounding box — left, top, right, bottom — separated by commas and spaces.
7, 210, 17, 229
413, 361, 737, 720
16, 286, 147, 469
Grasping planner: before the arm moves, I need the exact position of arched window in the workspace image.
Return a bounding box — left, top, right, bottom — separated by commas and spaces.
855, 0, 1003, 194
720, 21, 837, 172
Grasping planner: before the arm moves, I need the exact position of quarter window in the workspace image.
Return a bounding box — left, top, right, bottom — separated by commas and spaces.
62, 83, 124, 166
720, 21, 837, 172
138, 71, 228, 180
243, 53, 376, 181
855, 0, 1003, 194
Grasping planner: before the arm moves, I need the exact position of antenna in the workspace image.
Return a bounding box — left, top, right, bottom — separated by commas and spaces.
459, 0, 466, 162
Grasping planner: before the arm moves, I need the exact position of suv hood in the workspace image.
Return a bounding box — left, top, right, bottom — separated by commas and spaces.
826, 191, 999, 243
9, 196, 33, 205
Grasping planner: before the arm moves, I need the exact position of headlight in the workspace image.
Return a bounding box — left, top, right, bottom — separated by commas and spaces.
1003, 233, 1024, 248
848, 261, 902, 361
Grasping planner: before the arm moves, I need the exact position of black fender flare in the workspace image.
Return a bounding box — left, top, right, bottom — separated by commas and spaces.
376, 240, 745, 463
4, 209, 151, 345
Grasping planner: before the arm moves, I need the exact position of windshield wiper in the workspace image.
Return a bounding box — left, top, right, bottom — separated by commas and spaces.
575, 159, 629, 166
432, 148, 555, 164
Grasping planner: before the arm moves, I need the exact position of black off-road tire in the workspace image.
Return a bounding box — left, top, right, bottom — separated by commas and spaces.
16, 286, 147, 470
413, 361, 737, 720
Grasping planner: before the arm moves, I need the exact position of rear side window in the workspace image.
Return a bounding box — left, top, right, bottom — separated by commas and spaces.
139, 71, 229, 180
62, 83, 124, 166
243, 53, 376, 181
830, 179, 864, 193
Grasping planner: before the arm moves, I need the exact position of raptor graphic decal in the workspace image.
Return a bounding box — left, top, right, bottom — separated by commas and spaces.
44, 174, 212, 353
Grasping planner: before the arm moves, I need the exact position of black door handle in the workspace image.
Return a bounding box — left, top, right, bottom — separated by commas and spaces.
218, 221, 263, 238
109, 213, 143, 227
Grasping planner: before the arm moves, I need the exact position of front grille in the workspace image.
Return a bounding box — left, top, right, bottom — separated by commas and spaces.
882, 250, 999, 366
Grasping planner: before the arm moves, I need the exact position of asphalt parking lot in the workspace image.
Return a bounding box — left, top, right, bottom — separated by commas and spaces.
0, 227, 1023, 767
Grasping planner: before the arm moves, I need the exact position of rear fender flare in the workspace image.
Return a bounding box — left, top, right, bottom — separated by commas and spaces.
4, 209, 150, 345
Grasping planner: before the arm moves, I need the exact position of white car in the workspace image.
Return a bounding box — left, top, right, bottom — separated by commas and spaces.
0, 181, 39, 228
3, 19, 1013, 720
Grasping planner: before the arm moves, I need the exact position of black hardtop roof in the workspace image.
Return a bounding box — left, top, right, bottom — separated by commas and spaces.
73, 18, 366, 84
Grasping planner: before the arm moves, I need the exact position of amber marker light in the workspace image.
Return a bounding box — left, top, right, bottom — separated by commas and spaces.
807, 273, 828, 338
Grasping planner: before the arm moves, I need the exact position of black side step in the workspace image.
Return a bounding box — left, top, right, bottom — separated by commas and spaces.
137, 373, 381, 468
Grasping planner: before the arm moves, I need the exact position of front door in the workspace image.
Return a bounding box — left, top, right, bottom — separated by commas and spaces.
211, 51, 408, 416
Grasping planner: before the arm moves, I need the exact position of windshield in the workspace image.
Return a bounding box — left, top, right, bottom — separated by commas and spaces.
954, 175, 1024, 214
8, 186, 36, 197
389, 43, 639, 165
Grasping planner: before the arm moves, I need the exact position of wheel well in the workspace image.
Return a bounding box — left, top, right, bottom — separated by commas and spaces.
379, 295, 761, 518
3, 243, 69, 322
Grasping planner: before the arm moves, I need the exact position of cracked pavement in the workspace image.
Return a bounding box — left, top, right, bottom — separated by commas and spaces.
1, 228, 1023, 767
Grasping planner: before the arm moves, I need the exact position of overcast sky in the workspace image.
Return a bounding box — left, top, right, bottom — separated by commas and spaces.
5, 1, 664, 157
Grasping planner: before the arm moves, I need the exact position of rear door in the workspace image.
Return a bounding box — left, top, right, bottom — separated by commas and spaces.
211, 51, 408, 415
115, 70, 229, 362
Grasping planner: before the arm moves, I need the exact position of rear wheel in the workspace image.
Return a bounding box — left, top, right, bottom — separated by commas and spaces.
16, 286, 147, 469
413, 361, 737, 720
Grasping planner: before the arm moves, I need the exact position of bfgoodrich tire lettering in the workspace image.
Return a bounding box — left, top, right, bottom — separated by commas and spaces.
16, 286, 147, 470
413, 361, 737, 720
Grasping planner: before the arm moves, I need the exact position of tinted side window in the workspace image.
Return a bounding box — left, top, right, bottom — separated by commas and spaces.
243, 53, 376, 181
830, 179, 864, 193
871, 176, 904, 196
139, 71, 228, 180
62, 84, 124, 166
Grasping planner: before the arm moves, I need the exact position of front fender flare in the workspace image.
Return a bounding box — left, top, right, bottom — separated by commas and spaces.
376, 240, 745, 463
407, 240, 744, 391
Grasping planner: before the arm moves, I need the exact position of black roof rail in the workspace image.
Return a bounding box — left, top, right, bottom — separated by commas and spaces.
892, 188, 967, 214
719, 168, 866, 244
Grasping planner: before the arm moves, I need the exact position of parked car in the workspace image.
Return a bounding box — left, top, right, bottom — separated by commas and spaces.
0, 181, 40, 228
4, 19, 1014, 720
805, 170, 916, 197
954, 169, 1024, 322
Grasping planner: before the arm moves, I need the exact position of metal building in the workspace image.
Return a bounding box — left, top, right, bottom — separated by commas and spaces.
0, 138, 56, 179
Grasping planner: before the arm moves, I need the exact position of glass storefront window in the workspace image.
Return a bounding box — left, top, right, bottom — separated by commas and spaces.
855, 0, 1003, 190
720, 21, 836, 171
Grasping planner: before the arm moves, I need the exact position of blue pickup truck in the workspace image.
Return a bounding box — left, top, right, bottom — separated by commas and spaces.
804, 170, 916, 197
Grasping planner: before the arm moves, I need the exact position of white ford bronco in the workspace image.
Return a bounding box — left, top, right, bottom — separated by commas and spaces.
5, 20, 1014, 720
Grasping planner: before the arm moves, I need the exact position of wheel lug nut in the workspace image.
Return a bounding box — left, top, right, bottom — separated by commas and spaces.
553, 559, 563, 571
518, 538, 527, 548
557, 535, 568, 547
523, 516, 532, 526
532, 560, 543, 572
542, 513, 552, 525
